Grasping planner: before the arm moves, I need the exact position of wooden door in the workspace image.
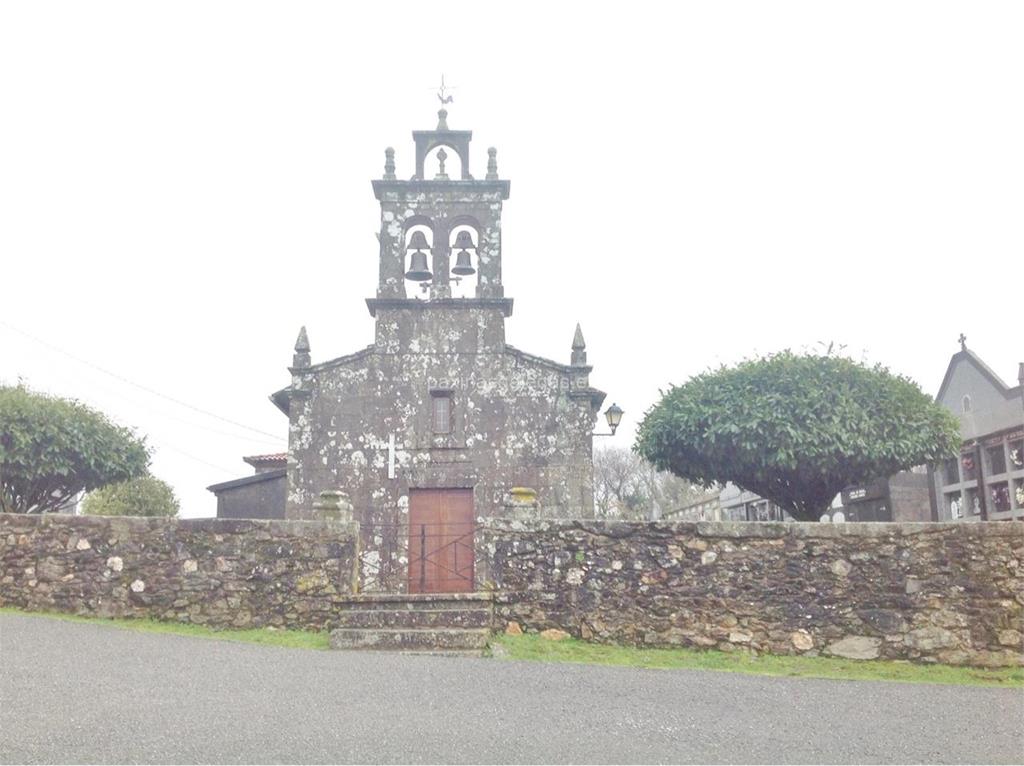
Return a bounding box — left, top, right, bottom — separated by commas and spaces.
408, 488, 474, 593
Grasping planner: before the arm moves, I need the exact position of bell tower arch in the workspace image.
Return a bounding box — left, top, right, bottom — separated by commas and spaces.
369, 109, 512, 309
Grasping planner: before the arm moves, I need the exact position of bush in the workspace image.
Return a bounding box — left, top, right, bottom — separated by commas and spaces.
1, 386, 149, 513
635, 351, 961, 520
81, 476, 179, 517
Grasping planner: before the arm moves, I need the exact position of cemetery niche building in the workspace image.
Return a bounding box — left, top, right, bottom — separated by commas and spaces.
267, 109, 608, 591
929, 339, 1024, 521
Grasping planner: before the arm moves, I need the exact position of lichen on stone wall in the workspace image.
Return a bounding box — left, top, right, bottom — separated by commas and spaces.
0, 513, 358, 631
276, 120, 605, 589
480, 519, 1024, 668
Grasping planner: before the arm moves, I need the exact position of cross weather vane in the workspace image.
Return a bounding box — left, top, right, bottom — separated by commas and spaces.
435, 74, 455, 105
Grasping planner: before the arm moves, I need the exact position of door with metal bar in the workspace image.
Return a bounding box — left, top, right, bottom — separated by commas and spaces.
407, 488, 474, 593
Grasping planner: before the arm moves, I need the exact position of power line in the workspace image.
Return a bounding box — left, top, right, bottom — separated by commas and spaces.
3, 342, 277, 479
0, 369, 242, 478
0, 320, 283, 441
149, 440, 239, 477
8, 363, 282, 449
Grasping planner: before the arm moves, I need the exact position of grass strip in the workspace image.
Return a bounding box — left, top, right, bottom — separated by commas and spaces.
5, 607, 1021, 687
493, 633, 1024, 688
0, 607, 329, 650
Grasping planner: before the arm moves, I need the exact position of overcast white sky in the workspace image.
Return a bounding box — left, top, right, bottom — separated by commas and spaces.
1, 1, 1020, 518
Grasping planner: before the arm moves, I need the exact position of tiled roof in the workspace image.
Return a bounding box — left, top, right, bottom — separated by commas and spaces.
243, 452, 287, 466
207, 468, 287, 494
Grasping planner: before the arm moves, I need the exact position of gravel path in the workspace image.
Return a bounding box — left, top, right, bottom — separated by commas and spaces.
1, 613, 1021, 764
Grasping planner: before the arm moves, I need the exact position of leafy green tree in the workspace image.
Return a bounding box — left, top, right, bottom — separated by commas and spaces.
635, 351, 961, 521
81, 476, 179, 517
0, 386, 149, 514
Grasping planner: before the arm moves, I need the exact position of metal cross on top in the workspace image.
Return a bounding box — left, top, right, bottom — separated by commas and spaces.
959, 333, 967, 351
436, 74, 455, 105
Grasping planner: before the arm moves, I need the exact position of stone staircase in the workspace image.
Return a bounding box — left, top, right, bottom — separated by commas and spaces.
328, 592, 495, 655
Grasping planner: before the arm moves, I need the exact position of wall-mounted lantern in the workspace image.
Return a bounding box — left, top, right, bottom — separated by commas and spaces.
595, 403, 624, 437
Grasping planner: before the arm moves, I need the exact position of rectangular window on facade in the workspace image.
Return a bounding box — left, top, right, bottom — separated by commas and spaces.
988, 444, 1008, 476
991, 482, 1011, 513
1009, 440, 1024, 471
961, 454, 978, 482
431, 393, 452, 434
965, 486, 981, 515
945, 492, 962, 518
943, 458, 960, 486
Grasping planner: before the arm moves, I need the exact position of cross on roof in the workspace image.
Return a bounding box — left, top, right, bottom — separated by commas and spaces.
958, 333, 967, 351
436, 74, 454, 105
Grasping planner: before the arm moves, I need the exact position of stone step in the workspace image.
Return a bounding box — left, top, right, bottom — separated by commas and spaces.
329, 627, 492, 652
332, 592, 495, 611
396, 650, 489, 658
333, 607, 493, 630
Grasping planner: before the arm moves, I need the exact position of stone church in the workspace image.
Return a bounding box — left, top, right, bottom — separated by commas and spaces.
267, 109, 610, 591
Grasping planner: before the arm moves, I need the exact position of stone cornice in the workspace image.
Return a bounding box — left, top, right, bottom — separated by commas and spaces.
366, 297, 514, 317
372, 178, 511, 200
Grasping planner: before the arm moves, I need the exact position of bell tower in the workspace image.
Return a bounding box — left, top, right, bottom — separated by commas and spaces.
368, 109, 512, 329
275, 105, 606, 532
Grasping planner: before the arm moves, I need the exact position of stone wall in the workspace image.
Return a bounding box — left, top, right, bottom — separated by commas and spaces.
281, 331, 600, 525
5, 512, 1021, 668
0, 513, 357, 631
480, 519, 1024, 667
278, 311, 604, 592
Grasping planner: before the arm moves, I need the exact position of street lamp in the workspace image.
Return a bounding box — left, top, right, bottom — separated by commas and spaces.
595, 403, 624, 437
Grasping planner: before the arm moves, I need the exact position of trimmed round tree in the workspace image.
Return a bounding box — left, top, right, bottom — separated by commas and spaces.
0, 386, 150, 514
82, 476, 179, 517
635, 351, 961, 521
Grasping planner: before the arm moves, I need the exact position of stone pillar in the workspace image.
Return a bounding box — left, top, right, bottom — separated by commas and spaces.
503, 487, 539, 520
312, 490, 354, 522
377, 208, 406, 300
476, 211, 504, 299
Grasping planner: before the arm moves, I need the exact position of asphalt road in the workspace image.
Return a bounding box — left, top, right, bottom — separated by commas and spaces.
1, 613, 1021, 764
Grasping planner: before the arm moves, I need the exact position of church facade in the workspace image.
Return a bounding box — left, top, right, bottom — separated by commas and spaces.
269, 110, 607, 591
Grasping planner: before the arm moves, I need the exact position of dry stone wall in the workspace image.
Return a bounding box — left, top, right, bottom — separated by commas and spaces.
480, 519, 1024, 667
0, 513, 358, 631
4, 512, 1021, 668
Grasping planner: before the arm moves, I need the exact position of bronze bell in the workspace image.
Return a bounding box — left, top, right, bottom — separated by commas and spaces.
407, 230, 430, 251
405, 250, 432, 281
451, 249, 476, 276
453, 230, 475, 250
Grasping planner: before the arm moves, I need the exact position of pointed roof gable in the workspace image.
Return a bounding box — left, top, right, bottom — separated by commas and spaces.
936, 348, 1022, 404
